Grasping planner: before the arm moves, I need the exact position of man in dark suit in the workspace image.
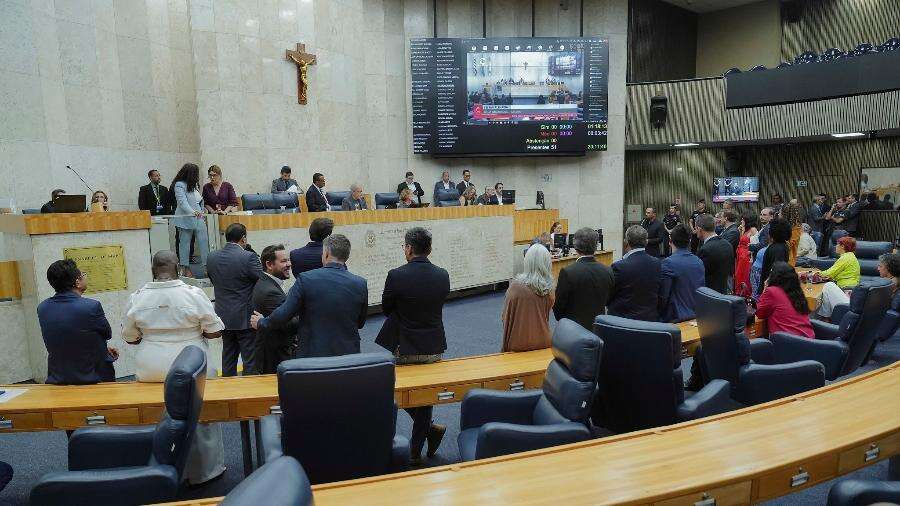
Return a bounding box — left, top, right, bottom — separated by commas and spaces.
305, 172, 330, 212
658, 225, 706, 322
455, 169, 474, 196
433, 171, 455, 203
553, 228, 615, 330
641, 207, 664, 257
839, 193, 861, 236
750, 207, 773, 255
807, 193, 826, 234
475, 186, 499, 205
376, 227, 450, 465
607, 225, 661, 322
397, 171, 425, 205
137, 169, 171, 215
252, 245, 299, 374
696, 214, 735, 294
206, 223, 263, 376
37, 259, 117, 384
40, 189, 66, 214
289, 217, 333, 277
720, 209, 740, 254
251, 234, 367, 358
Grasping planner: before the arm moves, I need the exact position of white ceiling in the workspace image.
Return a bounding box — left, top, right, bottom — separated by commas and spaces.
659, 0, 763, 13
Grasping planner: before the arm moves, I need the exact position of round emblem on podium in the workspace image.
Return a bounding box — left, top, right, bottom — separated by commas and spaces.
365, 230, 376, 248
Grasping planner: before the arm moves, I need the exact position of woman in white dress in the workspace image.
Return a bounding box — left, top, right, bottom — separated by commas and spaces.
122, 251, 226, 485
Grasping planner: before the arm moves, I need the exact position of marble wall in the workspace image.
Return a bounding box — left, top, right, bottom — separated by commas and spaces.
0, 0, 199, 211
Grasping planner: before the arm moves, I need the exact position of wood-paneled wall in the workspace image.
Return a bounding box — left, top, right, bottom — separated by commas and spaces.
782, 0, 900, 61
627, 0, 697, 83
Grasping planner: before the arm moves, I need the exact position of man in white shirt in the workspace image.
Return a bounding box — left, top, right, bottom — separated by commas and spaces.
397, 171, 425, 205
433, 171, 455, 203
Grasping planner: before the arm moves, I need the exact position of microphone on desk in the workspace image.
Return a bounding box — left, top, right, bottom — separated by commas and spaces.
66, 165, 95, 194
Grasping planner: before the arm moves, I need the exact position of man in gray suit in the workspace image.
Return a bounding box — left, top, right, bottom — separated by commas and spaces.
206, 223, 263, 375
252, 244, 298, 374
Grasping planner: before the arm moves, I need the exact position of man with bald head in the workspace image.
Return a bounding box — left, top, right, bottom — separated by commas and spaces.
341, 183, 368, 210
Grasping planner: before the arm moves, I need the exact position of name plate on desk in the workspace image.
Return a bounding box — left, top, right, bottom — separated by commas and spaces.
63, 245, 128, 293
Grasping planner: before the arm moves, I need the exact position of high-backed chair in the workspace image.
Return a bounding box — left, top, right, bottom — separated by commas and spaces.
810, 240, 893, 279
456, 319, 601, 461
272, 191, 300, 210
749, 64, 767, 72
694, 288, 825, 405
241, 193, 300, 214
258, 353, 409, 483
851, 42, 875, 57
776, 61, 793, 69
795, 50, 819, 64
30, 346, 207, 506
0, 461, 10, 493
827, 479, 900, 506
770, 279, 893, 380
435, 189, 461, 207
325, 191, 350, 210
374, 192, 399, 209
879, 37, 900, 52
591, 315, 731, 433
877, 292, 900, 343
723, 67, 741, 77
820, 47, 845, 61
220, 457, 312, 506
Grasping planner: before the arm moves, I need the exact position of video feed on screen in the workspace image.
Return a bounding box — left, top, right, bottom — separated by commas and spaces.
713, 177, 760, 203
466, 46, 584, 124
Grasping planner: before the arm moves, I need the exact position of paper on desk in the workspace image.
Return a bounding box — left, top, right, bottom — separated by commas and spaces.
286, 184, 299, 193
0, 388, 27, 403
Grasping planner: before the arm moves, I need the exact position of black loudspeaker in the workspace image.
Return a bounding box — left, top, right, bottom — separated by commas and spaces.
781, 0, 802, 23
724, 148, 743, 176
650, 96, 668, 128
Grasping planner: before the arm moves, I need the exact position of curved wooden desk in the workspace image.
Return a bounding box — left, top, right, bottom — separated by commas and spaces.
165, 361, 900, 506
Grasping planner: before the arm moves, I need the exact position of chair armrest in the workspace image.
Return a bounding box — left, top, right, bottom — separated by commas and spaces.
749, 338, 775, 364
811, 320, 842, 341
473, 422, 590, 460
459, 389, 543, 430
258, 415, 284, 465
827, 480, 900, 506
878, 309, 900, 342
30, 465, 180, 506
808, 258, 836, 271
770, 332, 847, 380
734, 361, 825, 405
68, 425, 156, 471
390, 435, 410, 472
829, 304, 851, 325
678, 379, 731, 421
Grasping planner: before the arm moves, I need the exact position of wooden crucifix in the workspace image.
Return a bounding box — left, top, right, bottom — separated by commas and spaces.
286, 43, 317, 105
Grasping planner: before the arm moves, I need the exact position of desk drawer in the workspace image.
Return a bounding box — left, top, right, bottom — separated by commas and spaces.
483, 373, 544, 392
199, 402, 230, 422
755, 454, 838, 501
0, 412, 50, 432
407, 382, 480, 407
655, 481, 751, 506
234, 399, 280, 419
140, 405, 165, 424
839, 432, 900, 473
52, 408, 140, 429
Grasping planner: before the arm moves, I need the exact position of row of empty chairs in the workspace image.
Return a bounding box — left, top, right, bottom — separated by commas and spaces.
723, 36, 900, 76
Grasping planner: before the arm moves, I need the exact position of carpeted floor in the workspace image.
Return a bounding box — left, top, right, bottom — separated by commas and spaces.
0, 289, 897, 505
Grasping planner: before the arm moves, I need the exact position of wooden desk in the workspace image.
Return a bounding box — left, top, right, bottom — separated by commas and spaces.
164, 361, 900, 506
551, 251, 614, 279
512, 209, 566, 244
0, 210, 151, 235
796, 268, 826, 311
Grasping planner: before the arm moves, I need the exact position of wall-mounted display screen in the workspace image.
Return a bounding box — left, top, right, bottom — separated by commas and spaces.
713, 177, 760, 203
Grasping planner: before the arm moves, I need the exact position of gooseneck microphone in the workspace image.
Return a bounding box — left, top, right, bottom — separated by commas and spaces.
66, 165, 95, 193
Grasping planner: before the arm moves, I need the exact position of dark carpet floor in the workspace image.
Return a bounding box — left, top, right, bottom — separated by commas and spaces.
1, 289, 898, 505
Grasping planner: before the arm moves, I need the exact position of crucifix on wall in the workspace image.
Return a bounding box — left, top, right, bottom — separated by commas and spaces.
286, 43, 317, 105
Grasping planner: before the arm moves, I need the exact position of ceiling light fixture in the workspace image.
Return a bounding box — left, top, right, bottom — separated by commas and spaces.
674, 143, 700, 147
831, 132, 865, 138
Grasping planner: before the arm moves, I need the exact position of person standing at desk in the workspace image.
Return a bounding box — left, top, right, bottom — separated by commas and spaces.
40, 189, 66, 213
608, 225, 661, 322
272, 166, 299, 193
38, 259, 117, 385
503, 243, 555, 351
341, 184, 368, 210
289, 217, 333, 277
138, 170, 170, 215
206, 223, 263, 376
306, 172, 330, 212
202, 165, 239, 214
171, 163, 208, 278
658, 225, 705, 322
696, 214, 734, 294
433, 171, 455, 203
375, 227, 450, 465
397, 171, 425, 205
662, 204, 681, 257
552, 228, 614, 330
253, 245, 298, 373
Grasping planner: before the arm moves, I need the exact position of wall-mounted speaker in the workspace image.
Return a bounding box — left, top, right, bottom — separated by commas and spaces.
781, 0, 802, 23
650, 95, 668, 129
724, 148, 743, 176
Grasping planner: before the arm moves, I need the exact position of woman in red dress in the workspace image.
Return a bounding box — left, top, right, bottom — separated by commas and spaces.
733, 213, 758, 297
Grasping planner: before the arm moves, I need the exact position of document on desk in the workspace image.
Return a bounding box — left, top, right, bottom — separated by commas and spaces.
0, 388, 27, 403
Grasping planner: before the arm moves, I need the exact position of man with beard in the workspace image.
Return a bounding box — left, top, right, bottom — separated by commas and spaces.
252, 244, 299, 373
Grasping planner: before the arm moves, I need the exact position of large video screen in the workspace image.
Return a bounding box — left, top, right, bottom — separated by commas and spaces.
411, 37, 609, 156
713, 177, 760, 203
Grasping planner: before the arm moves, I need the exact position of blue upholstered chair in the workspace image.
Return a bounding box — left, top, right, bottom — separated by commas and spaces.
242, 193, 275, 211
325, 191, 350, 211
810, 241, 893, 279
435, 189, 461, 207
828, 472, 900, 506
457, 319, 602, 461
374, 192, 400, 209
820, 47, 845, 61
879, 37, 900, 52
877, 291, 900, 343
723, 67, 742, 76
749, 65, 767, 72
851, 43, 876, 57
271, 191, 300, 210
694, 288, 825, 405
258, 353, 409, 483
591, 315, 732, 433
776, 61, 793, 69
242, 193, 299, 214
795, 51, 819, 64
0, 461, 10, 493
770, 279, 893, 380
220, 457, 312, 506
30, 346, 207, 506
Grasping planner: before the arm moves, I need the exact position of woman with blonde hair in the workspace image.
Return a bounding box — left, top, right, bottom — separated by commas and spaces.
89, 190, 109, 212
397, 187, 414, 208
501, 243, 555, 351
459, 186, 477, 206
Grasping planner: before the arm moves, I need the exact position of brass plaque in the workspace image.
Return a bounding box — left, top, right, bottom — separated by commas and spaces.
63, 245, 128, 293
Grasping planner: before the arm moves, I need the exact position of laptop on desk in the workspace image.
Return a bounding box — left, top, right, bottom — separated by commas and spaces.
53, 194, 87, 213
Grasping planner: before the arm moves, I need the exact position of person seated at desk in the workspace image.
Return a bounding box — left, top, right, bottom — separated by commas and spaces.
122, 250, 226, 485
202, 165, 238, 214
253, 245, 298, 373
306, 172, 330, 212
397, 171, 425, 205
816, 236, 862, 319
796, 223, 818, 260
89, 190, 109, 212
494, 182, 505, 205
138, 169, 170, 215
398, 188, 415, 208
341, 183, 368, 211
756, 262, 814, 338
503, 243, 554, 352
38, 259, 117, 385
290, 217, 333, 277
608, 225, 661, 322
476, 186, 499, 205
552, 228, 614, 330
433, 171, 455, 203
658, 224, 705, 323
459, 186, 477, 206
40, 189, 65, 213
272, 165, 299, 193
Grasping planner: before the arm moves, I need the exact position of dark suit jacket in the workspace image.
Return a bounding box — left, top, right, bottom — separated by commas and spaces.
137, 183, 171, 215
376, 257, 450, 356
433, 180, 455, 203
252, 274, 299, 373
475, 194, 499, 205
259, 262, 368, 358
659, 250, 706, 322
841, 202, 860, 233
396, 181, 425, 204
456, 181, 474, 196
305, 184, 328, 212
206, 242, 263, 330
608, 250, 661, 321
807, 203, 825, 232
553, 256, 615, 330
289, 241, 323, 278
38, 291, 114, 385
642, 219, 665, 257
720, 223, 740, 253
698, 235, 735, 294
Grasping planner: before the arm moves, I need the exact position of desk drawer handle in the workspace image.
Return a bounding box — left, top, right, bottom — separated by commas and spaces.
85, 415, 106, 425
694, 492, 715, 506
437, 391, 455, 401
0, 418, 12, 430
508, 380, 525, 391
865, 444, 880, 462
270, 405, 282, 415
791, 468, 809, 488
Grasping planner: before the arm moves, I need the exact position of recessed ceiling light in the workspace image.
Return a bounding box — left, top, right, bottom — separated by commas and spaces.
674, 143, 700, 147
831, 132, 865, 138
